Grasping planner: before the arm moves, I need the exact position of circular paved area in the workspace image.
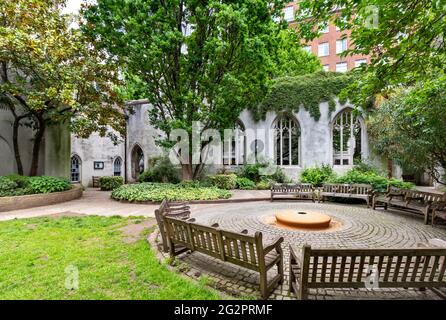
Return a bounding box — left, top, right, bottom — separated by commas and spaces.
159, 201, 446, 300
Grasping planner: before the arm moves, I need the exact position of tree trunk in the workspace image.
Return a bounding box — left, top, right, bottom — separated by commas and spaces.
182, 164, 193, 181
12, 117, 24, 175
29, 116, 45, 176
387, 159, 393, 179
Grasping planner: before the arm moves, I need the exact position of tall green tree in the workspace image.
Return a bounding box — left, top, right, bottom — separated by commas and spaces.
82, 0, 320, 179
368, 77, 446, 185
296, 0, 446, 105
0, 0, 124, 176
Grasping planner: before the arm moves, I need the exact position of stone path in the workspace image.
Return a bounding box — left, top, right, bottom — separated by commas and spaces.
0, 189, 270, 221
151, 201, 446, 300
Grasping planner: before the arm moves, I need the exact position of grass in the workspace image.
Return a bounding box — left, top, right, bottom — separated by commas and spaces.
0, 215, 221, 300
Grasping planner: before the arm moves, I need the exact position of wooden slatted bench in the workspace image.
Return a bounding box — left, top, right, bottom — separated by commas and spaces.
163, 215, 284, 299
92, 176, 100, 188
289, 244, 446, 300
319, 184, 373, 207
373, 187, 445, 224
271, 183, 315, 202
155, 199, 192, 252
432, 202, 446, 227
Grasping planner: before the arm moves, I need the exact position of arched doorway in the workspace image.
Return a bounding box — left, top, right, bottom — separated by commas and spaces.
131, 145, 145, 180
71, 155, 82, 183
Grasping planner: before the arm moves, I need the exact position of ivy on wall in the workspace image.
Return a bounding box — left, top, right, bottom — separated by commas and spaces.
250, 71, 354, 121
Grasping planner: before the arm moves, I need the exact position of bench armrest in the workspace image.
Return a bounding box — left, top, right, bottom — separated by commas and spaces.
289, 245, 303, 267
263, 236, 284, 254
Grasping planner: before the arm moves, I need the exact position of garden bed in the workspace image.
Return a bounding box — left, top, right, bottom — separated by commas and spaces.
111, 183, 232, 203
0, 184, 83, 213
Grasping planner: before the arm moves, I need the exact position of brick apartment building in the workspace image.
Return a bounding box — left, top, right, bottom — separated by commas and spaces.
283, 2, 370, 72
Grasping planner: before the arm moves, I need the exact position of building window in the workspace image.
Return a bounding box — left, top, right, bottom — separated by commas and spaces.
283, 6, 294, 22
303, 45, 312, 54
223, 120, 246, 166
94, 161, 104, 170
273, 115, 300, 166
322, 65, 330, 72
333, 109, 362, 166
318, 42, 329, 57
336, 62, 348, 73
114, 157, 122, 176
71, 155, 81, 183
336, 38, 348, 54
355, 59, 367, 68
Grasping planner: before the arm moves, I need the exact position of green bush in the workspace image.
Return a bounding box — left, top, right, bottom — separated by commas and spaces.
139, 156, 180, 184
111, 183, 231, 202
99, 176, 124, 191
300, 164, 335, 187
28, 176, 71, 194
236, 162, 289, 183
0, 176, 71, 197
235, 177, 256, 190
256, 180, 272, 190
208, 174, 237, 190
329, 169, 414, 192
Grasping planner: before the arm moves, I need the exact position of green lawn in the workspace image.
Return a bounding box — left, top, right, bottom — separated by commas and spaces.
0, 215, 221, 300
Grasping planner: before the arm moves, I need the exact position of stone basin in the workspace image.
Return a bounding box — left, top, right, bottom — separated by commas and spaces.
275, 210, 332, 229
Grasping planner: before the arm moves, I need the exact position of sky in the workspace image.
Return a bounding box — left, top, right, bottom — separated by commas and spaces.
62, 0, 84, 14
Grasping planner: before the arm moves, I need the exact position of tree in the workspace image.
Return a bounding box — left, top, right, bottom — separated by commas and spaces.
82, 0, 320, 180
0, 0, 124, 176
295, 0, 446, 105
368, 76, 446, 185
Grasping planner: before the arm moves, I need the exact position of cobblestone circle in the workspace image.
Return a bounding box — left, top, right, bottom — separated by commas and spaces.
157, 201, 446, 300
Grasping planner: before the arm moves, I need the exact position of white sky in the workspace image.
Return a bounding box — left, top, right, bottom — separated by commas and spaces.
62, 0, 84, 14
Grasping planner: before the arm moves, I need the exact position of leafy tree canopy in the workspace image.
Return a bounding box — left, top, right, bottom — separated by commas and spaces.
368, 76, 446, 185
0, 0, 124, 175
82, 0, 320, 179
296, 0, 446, 106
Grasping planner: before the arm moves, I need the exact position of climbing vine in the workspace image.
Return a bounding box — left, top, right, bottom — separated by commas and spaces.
250, 72, 354, 121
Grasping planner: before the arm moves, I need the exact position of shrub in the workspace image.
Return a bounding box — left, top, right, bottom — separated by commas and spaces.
139, 156, 180, 184
256, 180, 272, 190
329, 169, 414, 192
0, 176, 18, 196
235, 177, 256, 190
236, 162, 289, 183
300, 164, 335, 187
208, 174, 237, 190
111, 183, 231, 202
28, 176, 71, 194
99, 176, 124, 191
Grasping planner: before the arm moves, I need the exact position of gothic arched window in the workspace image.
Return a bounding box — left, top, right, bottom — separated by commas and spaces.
114, 157, 122, 177
332, 109, 362, 166
273, 115, 300, 166
71, 155, 81, 183
223, 120, 246, 166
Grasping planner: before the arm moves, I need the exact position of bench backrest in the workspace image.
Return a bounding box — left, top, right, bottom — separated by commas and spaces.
301, 246, 446, 289
321, 184, 372, 195
272, 183, 313, 192
406, 190, 445, 204
163, 216, 263, 271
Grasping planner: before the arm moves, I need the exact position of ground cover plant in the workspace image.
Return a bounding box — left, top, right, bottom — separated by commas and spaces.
0, 175, 71, 197
111, 183, 231, 202
0, 215, 221, 299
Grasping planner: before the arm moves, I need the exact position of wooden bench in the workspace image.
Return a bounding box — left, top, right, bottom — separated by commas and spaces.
163, 215, 284, 299
155, 199, 192, 252
373, 187, 445, 224
92, 176, 100, 188
432, 202, 446, 227
319, 184, 373, 207
271, 183, 315, 202
289, 244, 446, 300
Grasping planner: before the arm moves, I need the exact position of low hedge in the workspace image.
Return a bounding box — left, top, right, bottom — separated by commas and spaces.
99, 176, 124, 191
111, 183, 232, 202
235, 177, 256, 190
0, 175, 71, 197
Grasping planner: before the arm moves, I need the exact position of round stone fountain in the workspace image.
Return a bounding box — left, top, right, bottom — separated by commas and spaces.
275, 210, 332, 230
